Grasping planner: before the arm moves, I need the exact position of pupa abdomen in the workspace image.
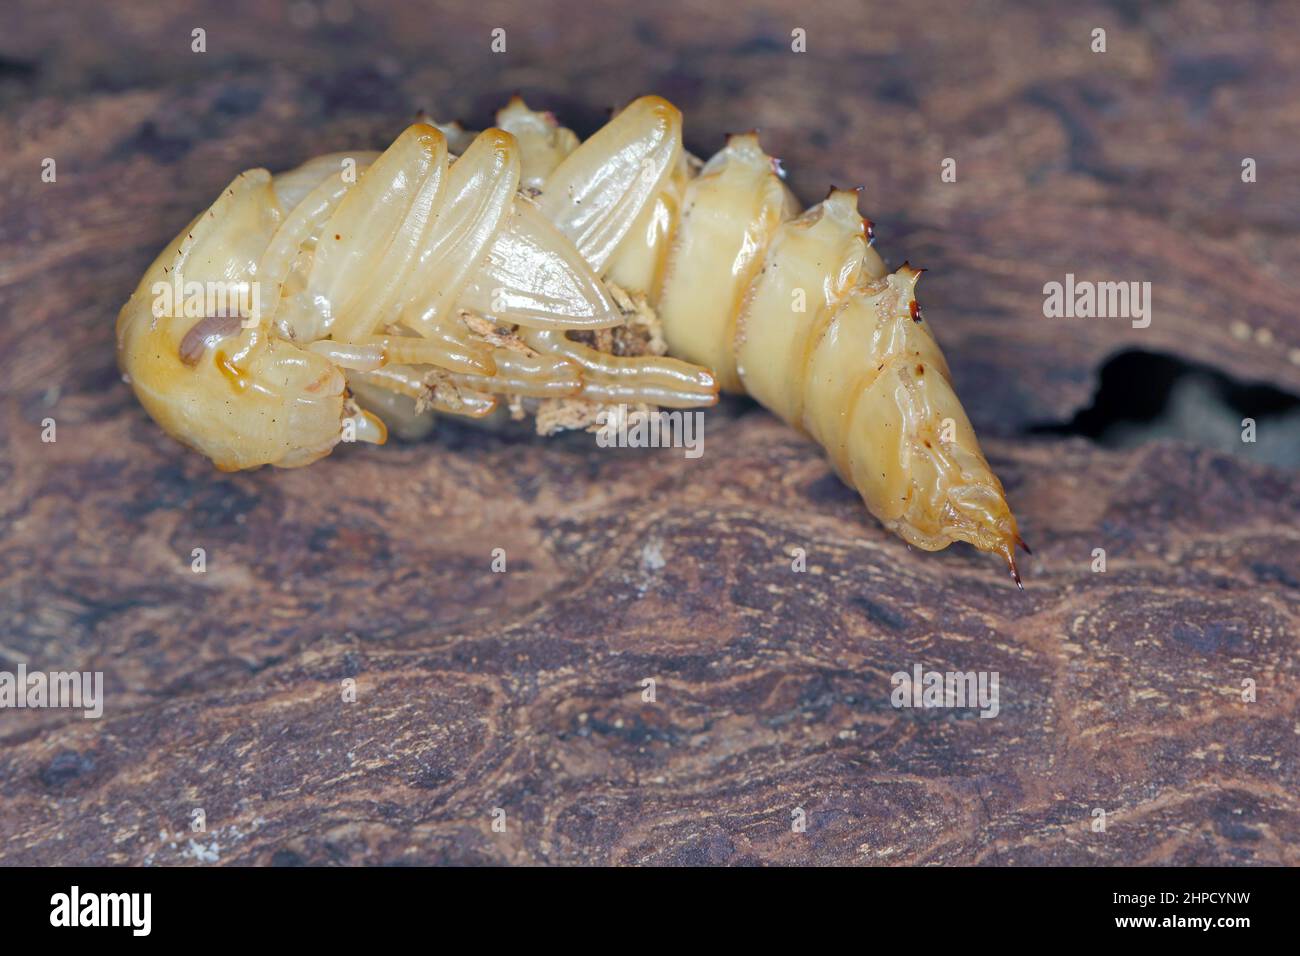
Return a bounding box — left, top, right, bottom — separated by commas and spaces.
526, 97, 1023, 580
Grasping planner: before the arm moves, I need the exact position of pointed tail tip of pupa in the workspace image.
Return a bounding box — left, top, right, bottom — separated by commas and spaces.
999, 540, 1024, 590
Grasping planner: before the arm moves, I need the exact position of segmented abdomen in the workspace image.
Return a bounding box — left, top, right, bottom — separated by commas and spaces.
522, 97, 1022, 575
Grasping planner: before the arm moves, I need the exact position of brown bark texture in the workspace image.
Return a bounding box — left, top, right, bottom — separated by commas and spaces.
0, 0, 1296, 865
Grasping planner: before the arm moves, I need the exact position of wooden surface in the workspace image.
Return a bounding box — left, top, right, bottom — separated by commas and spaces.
0, 0, 1297, 865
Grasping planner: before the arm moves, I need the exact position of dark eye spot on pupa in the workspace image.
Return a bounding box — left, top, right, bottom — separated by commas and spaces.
179, 314, 242, 366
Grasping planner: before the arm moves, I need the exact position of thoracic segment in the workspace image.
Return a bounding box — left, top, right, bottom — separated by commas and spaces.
117, 94, 1022, 580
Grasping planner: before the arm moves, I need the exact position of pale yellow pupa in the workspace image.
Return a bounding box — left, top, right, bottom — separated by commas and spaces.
117, 95, 1025, 583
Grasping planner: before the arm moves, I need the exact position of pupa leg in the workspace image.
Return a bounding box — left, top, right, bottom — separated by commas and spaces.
450, 350, 585, 399
351, 364, 497, 418
521, 328, 717, 408
356, 333, 495, 376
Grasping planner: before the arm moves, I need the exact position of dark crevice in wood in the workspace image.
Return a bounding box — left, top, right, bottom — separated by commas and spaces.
1028, 349, 1300, 467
